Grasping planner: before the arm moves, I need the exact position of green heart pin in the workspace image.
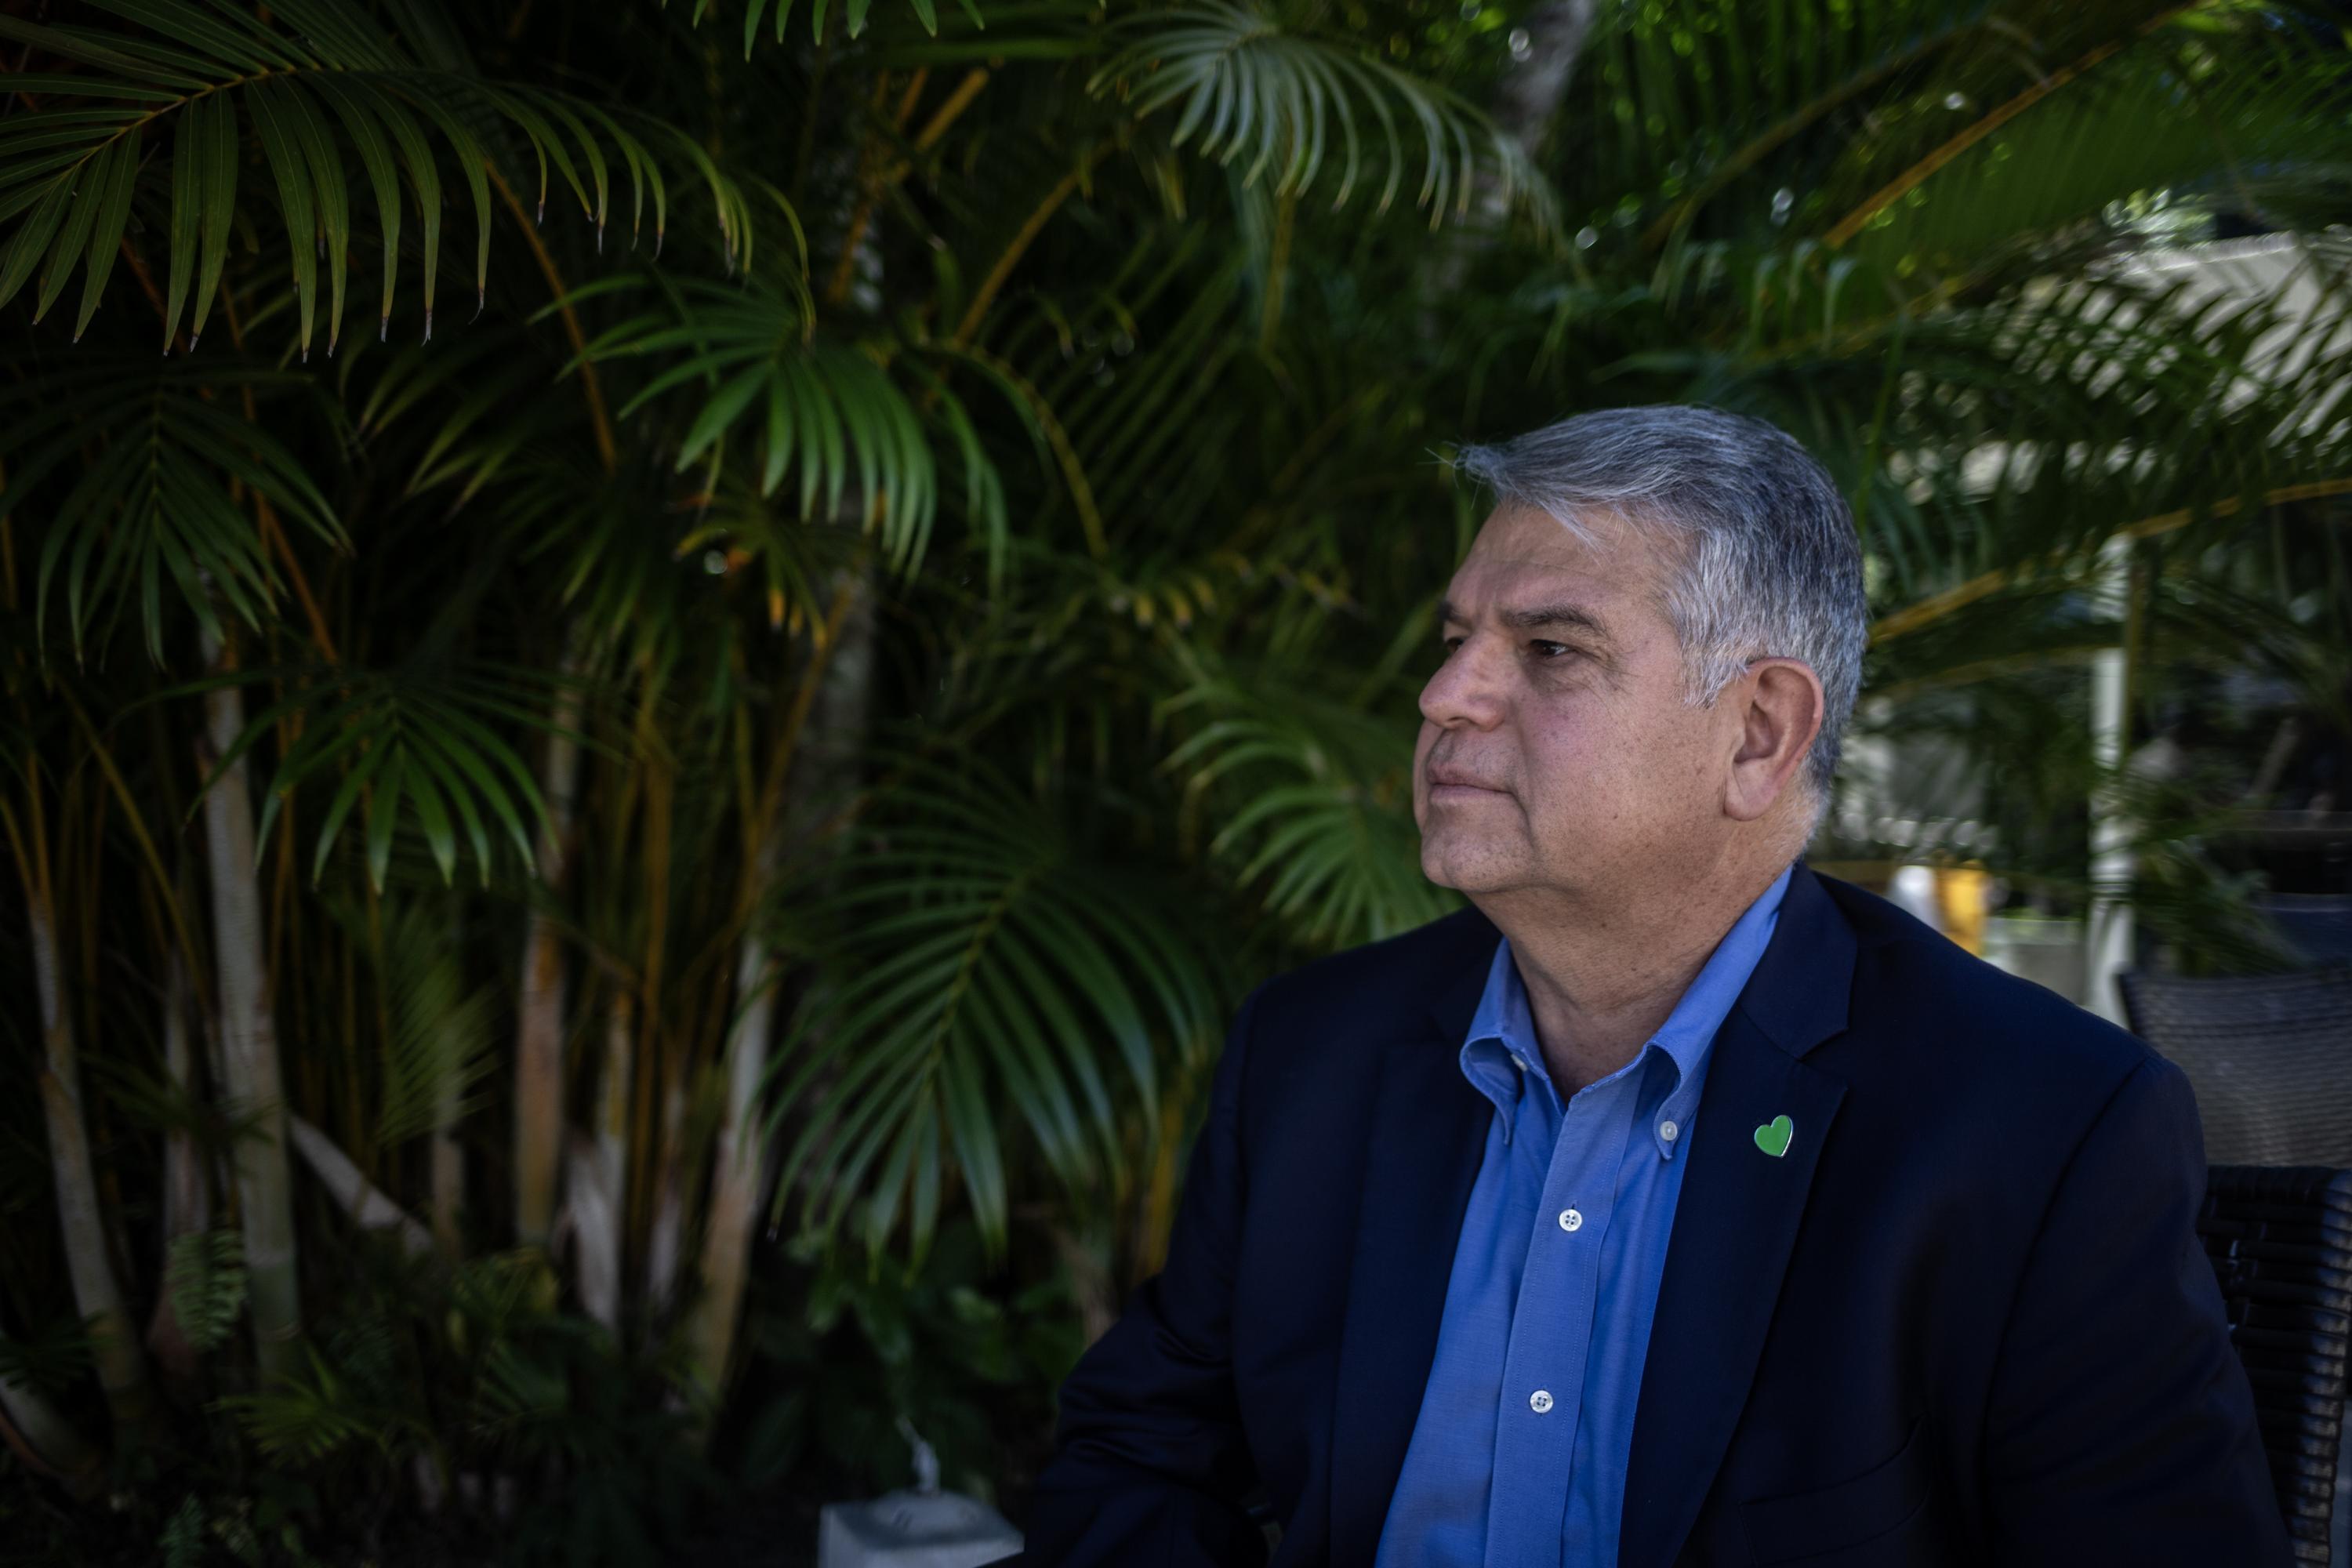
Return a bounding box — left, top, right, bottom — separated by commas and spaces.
1753, 1114, 1795, 1158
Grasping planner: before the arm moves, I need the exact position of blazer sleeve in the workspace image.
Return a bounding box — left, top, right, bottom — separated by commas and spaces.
1011, 984, 1271, 1568
1980, 1051, 2291, 1564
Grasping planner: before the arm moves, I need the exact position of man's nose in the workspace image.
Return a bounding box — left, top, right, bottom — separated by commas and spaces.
1418, 632, 1507, 730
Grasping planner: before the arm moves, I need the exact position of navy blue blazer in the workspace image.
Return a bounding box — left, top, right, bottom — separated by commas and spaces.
1014, 864, 2288, 1566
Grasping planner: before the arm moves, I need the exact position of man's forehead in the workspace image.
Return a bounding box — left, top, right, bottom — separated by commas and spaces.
1444, 502, 1657, 610
1474, 498, 1645, 560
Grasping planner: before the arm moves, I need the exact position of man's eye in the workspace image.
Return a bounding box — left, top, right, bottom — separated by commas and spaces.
1531, 640, 1573, 659
1439, 636, 1464, 655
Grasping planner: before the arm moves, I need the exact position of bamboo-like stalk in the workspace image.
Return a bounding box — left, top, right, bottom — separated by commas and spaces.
430, 1075, 465, 1256
36, 1073, 150, 1425
684, 883, 786, 1400
196, 625, 302, 1383
0, 1329, 103, 1501
426, 920, 467, 1256
514, 651, 587, 1250
288, 1116, 437, 1264
145, 953, 210, 1387
571, 993, 632, 1334
687, 567, 876, 1403
643, 1080, 688, 1313
19, 797, 151, 1431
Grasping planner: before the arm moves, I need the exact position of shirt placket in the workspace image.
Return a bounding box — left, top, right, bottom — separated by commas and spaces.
1482, 1068, 1640, 1567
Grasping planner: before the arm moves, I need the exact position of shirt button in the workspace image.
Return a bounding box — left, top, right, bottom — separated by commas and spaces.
1660, 1120, 1679, 1142
1559, 1207, 1583, 1232
1530, 1389, 1555, 1414
1510, 1053, 1529, 1073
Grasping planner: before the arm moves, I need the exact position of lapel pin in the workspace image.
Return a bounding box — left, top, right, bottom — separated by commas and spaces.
1753, 1114, 1794, 1158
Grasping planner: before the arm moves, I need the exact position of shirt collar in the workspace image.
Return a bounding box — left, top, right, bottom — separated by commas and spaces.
1457, 861, 1795, 1158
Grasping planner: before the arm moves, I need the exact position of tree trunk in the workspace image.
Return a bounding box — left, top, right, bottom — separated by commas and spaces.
0, 1330, 103, 1500
682, 884, 786, 1402
569, 993, 632, 1334
643, 1078, 688, 1314
197, 625, 301, 1383
146, 953, 211, 1388
686, 563, 877, 1404
289, 1115, 437, 1263
22, 833, 151, 1432
430, 1099, 465, 1255
514, 650, 586, 1251
1414, 0, 1595, 336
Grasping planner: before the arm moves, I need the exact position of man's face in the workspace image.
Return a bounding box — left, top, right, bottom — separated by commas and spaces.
1413, 500, 1743, 901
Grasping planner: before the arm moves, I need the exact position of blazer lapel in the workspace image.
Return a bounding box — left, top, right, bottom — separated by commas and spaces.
1617, 862, 1859, 1568
1326, 934, 1496, 1567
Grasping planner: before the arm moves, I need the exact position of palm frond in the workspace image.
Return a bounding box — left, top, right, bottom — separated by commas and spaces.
0, 361, 343, 665
0, 0, 761, 356
1841, 35, 2352, 270
362, 896, 499, 1147
194, 656, 561, 891
1087, 0, 1563, 240
761, 758, 1221, 1258
162, 1229, 247, 1354
574, 275, 1007, 578
1162, 667, 1458, 947
217, 1341, 394, 1463
673, 0, 989, 50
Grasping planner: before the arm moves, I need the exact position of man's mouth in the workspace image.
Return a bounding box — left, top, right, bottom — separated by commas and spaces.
1427, 768, 1508, 797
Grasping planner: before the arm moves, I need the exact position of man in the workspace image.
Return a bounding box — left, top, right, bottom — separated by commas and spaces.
1014, 406, 2285, 1566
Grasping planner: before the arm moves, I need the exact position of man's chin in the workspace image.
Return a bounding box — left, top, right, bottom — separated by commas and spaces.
1418, 842, 1527, 895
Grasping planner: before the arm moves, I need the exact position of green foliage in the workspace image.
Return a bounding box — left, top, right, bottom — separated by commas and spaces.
212, 658, 557, 890
1163, 662, 1463, 945
0, 1313, 96, 1399
764, 755, 1222, 1257
165, 1229, 249, 1355
575, 274, 1010, 579
0, 364, 341, 664
201, 1238, 718, 1567
1088, 0, 1563, 237
365, 895, 501, 1145
748, 1216, 1084, 1501
0, 0, 757, 355
158, 1494, 207, 1568
679, 0, 987, 51
4, 0, 2350, 1559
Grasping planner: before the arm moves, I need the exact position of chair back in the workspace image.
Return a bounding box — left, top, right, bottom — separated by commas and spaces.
2199, 1165, 2352, 1566
2255, 895, 2352, 970
2119, 968, 2352, 1166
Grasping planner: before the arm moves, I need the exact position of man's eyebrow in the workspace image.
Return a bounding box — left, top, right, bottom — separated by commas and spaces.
1436, 598, 1613, 641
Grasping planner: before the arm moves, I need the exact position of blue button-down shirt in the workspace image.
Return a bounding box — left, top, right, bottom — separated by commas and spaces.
1373, 863, 1794, 1568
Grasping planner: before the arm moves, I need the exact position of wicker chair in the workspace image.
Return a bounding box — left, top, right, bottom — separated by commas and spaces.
2257, 895, 2352, 970
2118, 968, 2352, 1167
2199, 1166, 2352, 1566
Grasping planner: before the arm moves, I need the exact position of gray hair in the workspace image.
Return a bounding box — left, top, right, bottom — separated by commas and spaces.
1450, 404, 1867, 806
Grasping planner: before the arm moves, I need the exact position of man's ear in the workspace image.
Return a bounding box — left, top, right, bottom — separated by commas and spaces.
1725, 657, 1825, 823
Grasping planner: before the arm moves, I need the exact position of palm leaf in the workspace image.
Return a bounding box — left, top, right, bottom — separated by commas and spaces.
574, 275, 1007, 577
162, 1229, 247, 1355
357, 896, 499, 1148
0, 361, 343, 664
0, 0, 763, 356
760, 758, 1220, 1258
192, 656, 562, 892
1162, 666, 1459, 946
1087, 0, 1562, 240
674, 0, 989, 50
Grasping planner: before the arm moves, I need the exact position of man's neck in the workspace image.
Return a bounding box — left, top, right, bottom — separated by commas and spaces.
1475, 851, 1791, 1098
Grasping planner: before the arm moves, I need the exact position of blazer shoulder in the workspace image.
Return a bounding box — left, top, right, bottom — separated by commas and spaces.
1817, 872, 2160, 1099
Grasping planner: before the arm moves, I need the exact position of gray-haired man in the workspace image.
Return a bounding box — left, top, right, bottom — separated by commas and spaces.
1014, 405, 2282, 1566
